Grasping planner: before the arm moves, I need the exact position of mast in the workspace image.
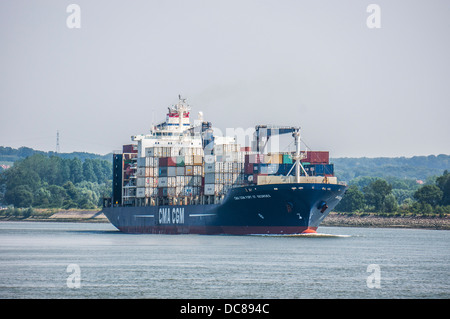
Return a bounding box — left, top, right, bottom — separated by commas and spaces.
294, 130, 301, 183
293, 128, 308, 182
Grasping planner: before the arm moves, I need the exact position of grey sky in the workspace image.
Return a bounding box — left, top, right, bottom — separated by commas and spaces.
1, 0, 449, 158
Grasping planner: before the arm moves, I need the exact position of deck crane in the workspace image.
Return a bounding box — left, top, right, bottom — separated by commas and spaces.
253, 125, 308, 183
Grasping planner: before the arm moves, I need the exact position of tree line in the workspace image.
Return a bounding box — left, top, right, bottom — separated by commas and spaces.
0, 146, 111, 169
0, 154, 112, 209
1, 149, 449, 215
335, 170, 450, 215
332, 154, 449, 181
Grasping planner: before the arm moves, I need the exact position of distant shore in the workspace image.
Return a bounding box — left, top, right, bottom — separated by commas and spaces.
0, 209, 108, 223
1, 210, 449, 230
321, 212, 450, 230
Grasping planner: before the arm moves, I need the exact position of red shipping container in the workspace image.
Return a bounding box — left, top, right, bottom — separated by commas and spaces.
245, 154, 264, 164
240, 147, 251, 152
244, 163, 254, 174
159, 157, 177, 167
159, 157, 168, 167
122, 144, 137, 153
168, 157, 177, 166
302, 151, 329, 164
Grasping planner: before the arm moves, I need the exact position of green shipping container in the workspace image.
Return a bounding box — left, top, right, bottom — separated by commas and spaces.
176, 156, 185, 167
282, 154, 293, 164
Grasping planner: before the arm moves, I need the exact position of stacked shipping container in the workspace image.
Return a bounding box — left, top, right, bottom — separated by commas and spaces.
245, 151, 333, 183
131, 145, 335, 202
301, 151, 333, 177
135, 146, 204, 200
204, 144, 246, 195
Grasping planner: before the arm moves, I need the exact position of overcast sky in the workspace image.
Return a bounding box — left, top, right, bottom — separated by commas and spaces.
1, 0, 449, 158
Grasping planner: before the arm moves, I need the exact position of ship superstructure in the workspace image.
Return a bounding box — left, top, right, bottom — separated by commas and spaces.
102, 96, 347, 234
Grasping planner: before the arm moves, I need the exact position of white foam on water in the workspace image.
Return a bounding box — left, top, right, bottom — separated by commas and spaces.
249, 233, 351, 238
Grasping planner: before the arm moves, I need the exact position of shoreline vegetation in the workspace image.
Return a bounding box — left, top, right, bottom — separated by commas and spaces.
0, 208, 448, 230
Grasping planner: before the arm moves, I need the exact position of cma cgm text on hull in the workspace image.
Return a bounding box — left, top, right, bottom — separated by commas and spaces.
102, 96, 347, 234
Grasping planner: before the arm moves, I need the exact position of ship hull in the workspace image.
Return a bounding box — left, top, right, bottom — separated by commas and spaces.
102, 183, 347, 235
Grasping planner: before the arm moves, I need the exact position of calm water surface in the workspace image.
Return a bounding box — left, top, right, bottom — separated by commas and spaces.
0, 221, 448, 298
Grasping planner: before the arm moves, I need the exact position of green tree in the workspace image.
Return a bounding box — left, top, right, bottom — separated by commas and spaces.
62, 181, 79, 209
335, 185, 365, 212
47, 185, 67, 208
82, 159, 97, 183
4, 185, 34, 208
436, 170, 450, 205
70, 158, 83, 184
63, 181, 79, 202
363, 179, 393, 212
33, 187, 51, 208
384, 194, 398, 213
414, 185, 443, 207
3, 167, 41, 193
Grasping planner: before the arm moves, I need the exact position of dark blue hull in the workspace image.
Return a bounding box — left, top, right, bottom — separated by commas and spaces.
102, 183, 347, 235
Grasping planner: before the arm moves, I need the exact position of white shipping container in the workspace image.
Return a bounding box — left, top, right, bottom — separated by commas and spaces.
180, 147, 191, 156
136, 167, 146, 177
204, 155, 215, 164
216, 173, 225, 184
184, 186, 201, 196
175, 186, 183, 196
176, 176, 186, 186
137, 157, 146, 167
194, 147, 203, 156
204, 163, 215, 173
154, 147, 163, 157
204, 184, 215, 195
145, 147, 154, 157
224, 154, 234, 162
185, 155, 194, 165
223, 173, 231, 184
205, 162, 225, 173
136, 178, 145, 187
205, 173, 215, 184
137, 177, 155, 187
144, 156, 157, 167
167, 166, 177, 177
176, 166, 185, 176
145, 187, 156, 197
232, 163, 244, 173
214, 144, 224, 155
215, 183, 224, 194
193, 165, 202, 176
171, 147, 182, 157
168, 177, 177, 187
192, 175, 202, 186
158, 177, 168, 187
233, 152, 244, 163
136, 187, 146, 198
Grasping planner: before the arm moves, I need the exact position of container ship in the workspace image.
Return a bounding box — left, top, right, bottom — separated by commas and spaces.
102, 96, 347, 234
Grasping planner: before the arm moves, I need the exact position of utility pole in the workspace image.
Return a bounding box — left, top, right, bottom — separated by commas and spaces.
56, 130, 60, 153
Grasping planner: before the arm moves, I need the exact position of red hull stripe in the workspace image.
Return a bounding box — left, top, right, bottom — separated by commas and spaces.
117, 226, 317, 235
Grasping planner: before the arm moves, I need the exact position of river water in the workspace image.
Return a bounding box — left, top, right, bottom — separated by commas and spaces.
0, 221, 448, 299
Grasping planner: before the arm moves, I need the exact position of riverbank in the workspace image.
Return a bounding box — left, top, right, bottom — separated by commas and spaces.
321, 212, 450, 230
0, 208, 108, 223
1, 209, 449, 230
